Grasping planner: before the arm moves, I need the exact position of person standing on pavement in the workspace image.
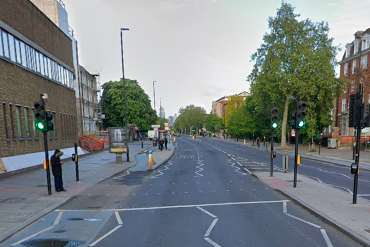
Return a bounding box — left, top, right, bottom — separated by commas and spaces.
159, 138, 164, 151
256, 137, 260, 148
164, 136, 168, 150
51, 149, 66, 192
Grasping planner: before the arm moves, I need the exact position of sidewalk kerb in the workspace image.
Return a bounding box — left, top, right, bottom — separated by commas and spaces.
252, 173, 370, 247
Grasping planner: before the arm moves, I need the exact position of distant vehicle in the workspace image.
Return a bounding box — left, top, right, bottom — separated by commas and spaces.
148, 130, 155, 140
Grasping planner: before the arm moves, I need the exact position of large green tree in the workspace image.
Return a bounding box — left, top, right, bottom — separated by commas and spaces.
248, 2, 339, 146
101, 79, 157, 131
204, 113, 223, 133
174, 105, 206, 134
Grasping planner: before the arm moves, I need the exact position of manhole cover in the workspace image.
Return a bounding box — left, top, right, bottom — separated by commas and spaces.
67, 217, 84, 221
22, 239, 84, 247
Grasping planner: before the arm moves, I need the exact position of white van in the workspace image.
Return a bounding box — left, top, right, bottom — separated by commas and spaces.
148, 130, 155, 140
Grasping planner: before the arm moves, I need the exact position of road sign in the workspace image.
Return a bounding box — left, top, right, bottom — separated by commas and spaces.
151, 125, 160, 128
164, 122, 169, 127
291, 129, 296, 137
363, 127, 370, 134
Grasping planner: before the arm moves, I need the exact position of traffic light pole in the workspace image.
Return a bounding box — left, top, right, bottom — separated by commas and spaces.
41, 97, 52, 196
270, 130, 274, 177
293, 112, 299, 188
353, 92, 362, 204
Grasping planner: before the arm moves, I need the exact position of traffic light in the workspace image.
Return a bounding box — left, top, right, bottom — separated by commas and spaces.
361, 102, 370, 128
271, 107, 279, 129
289, 112, 296, 129
296, 101, 307, 128
34, 100, 53, 132
349, 94, 356, 127
34, 99, 47, 132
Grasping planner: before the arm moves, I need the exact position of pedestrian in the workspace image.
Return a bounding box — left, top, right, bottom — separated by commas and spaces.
159, 138, 164, 151
257, 137, 260, 148
164, 136, 168, 150
51, 149, 66, 192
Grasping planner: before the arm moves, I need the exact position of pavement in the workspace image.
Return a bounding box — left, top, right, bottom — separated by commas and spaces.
254, 172, 370, 246
214, 136, 370, 170
0, 140, 176, 244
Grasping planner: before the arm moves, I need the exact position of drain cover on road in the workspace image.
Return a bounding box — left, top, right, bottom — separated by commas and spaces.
22, 239, 84, 247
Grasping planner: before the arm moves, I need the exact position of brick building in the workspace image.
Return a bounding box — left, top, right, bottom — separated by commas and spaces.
337, 28, 370, 142
0, 0, 77, 172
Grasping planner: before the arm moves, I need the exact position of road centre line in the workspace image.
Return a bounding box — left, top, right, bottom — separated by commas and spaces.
89, 225, 122, 246
56, 200, 290, 212
115, 211, 123, 225
53, 212, 63, 226
243, 167, 252, 174
11, 226, 54, 246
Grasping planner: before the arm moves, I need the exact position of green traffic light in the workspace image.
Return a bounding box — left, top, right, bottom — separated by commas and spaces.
272, 122, 278, 129
298, 120, 305, 128
36, 121, 46, 131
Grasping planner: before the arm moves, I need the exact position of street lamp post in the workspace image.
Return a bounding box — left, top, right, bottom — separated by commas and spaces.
120, 28, 129, 162
153, 81, 157, 112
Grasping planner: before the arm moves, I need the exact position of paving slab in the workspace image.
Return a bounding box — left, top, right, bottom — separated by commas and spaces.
254, 171, 370, 246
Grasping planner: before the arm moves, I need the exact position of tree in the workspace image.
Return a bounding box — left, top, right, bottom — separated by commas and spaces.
225, 95, 245, 125
248, 2, 339, 146
204, 113, 223, 133
157, 117, 168, 130
174, 105, 206, 134
101, 79, 157, 131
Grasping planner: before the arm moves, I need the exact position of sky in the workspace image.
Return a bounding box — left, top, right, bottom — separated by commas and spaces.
62, 0, 370, 117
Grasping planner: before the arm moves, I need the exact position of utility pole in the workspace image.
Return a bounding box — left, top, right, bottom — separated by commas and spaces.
153, 81, 156, 111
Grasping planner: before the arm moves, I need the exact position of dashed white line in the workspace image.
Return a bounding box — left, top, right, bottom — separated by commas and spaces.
197, 206, 217, 218
89, 225, 122, 246
115, 211, 123, 225
12, 226, 55, 246
320, 229, 334, 247
53, 212, 63, 226
283, 202, 287, 214
286, 213, 321, 229
205, 219, 218, 237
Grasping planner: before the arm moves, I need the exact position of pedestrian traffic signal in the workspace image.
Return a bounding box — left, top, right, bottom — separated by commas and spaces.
271, 107, 279, 129
34, 99, 47, 132
297, 101, 307, 128
361, 102, 370, 128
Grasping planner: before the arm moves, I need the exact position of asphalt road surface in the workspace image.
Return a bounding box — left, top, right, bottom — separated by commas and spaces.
2, 136, 362, 247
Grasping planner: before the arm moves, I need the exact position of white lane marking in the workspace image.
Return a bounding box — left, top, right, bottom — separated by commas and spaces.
300, 165, 351, 179
205, 218, 218, 237
205, 237, 221, 247
115, 211, 123, 225
89, 225, 122, 246
151, 161, 173, 179
286, 213, 321, 229
283, 202, 287, 214
320, 229, 334, 247
195, 161, 205, 177
53, 212, 63, 226
56, 200, 290, 212
197, 206, 217, 218
228, 159, 247, 176
243, 167, 252, 174
12, 226, 54, 246
359, 194, 370, 196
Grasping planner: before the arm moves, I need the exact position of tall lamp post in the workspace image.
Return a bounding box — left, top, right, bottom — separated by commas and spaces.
120, 27, 129, 162
153, 81, 157, 112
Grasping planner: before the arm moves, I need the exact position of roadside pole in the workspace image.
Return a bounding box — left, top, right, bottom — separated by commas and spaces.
353, 90, 363, 204
74, 143, 79, 181
270, 131, 274, 177
293, 111, 299, 188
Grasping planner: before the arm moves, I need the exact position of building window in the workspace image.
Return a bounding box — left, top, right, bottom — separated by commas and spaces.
344, 63, 348, 76
2, 103, 9, 141
362, 36, 370, 50
9, 104, 15, 140
15, 106, 23, 139
346, 45, 351, 58
342, 98, 347, 112
0, 30, 3, 57
352, 59, 357, 74
24, 107, 30, 139
361, 55, 368, 69
52, 112, 57, 138
340, 116, 347, 136
2, 31, 9, 58
32, 109, 38, 139
354, 41, 359, 54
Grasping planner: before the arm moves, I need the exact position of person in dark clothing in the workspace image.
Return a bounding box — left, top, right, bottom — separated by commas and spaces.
159, 138, 164, 151
51, 149, 66, 192
256, 137, 260, 148
164, 136, 168, 150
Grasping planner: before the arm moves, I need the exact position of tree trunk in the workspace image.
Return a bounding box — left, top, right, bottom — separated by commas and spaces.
281, 95, 290, 147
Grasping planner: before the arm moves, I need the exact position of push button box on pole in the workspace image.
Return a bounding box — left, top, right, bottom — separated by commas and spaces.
351, 163, 358, 175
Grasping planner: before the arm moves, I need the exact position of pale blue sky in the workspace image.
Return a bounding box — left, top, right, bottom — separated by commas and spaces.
62, 0, 370, 116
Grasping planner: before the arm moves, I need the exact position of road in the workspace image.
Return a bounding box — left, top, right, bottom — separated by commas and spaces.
2, 136, 361, 247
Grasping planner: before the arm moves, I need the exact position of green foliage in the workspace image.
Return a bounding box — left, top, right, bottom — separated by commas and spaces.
101, 79, 157, 131
204, 113, 223, 133
157, 118, 168, 130
174, 105, 206, 134
248, 2, 341, 145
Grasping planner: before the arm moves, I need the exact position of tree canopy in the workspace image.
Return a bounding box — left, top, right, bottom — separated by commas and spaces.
248, 2, 340, 145
174, 105, 206, 134
101, 79, 157, 131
